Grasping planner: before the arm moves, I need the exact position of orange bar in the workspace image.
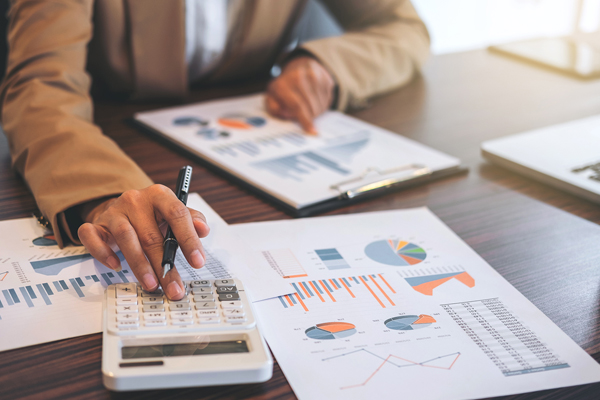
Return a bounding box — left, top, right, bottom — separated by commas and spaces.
378, 274, 396, 293
299, 283, 311, 298
309, 281, 325, 302
283, 274, 308, 279
294, 293, 309, 312
370, 276, 395, 306
319, 280, 336, 302
359, 276, 385, 308
339, 278, 355, 298
328, 279, 338, 290
284, 295, 294, 307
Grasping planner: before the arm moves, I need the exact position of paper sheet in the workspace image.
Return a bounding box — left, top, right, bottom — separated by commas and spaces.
135, 94, 460, 208
231, 209, 600, 399
0, 194, 288, 352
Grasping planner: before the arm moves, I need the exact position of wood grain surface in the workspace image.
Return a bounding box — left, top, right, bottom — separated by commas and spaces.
2, 48, 600, 399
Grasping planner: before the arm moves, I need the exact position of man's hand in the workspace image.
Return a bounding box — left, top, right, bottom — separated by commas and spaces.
78, 184, 209, 300
266, 56, 336, 135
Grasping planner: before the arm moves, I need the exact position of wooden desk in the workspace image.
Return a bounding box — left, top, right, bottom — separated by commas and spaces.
2, 49, 600, 399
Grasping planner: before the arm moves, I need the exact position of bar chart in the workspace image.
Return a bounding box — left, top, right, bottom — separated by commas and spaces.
396, 266, 475, 296
212, 131, 307, 157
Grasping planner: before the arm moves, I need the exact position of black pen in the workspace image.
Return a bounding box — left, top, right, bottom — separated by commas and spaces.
162, 166, 193, 278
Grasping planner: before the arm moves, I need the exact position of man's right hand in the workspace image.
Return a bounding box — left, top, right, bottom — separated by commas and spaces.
77, 184, 210, 300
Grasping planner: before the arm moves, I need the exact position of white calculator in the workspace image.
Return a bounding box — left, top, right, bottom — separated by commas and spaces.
102, 279, 273, 391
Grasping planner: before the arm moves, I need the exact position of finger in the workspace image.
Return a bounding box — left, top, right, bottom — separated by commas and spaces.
107, 216, 160, 293
269, 86, 317, 135
189, 208, 210, 238
292, 71, 323, 118
266, 87, 293, 119
150, 187, 206, 271
79, 223, 121, 271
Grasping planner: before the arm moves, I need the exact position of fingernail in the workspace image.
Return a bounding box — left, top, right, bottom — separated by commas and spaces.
106, 255, 121, 272
166, 281, 183, 299
307, 127, 318, 135
191, 249, 205, 268
142, 273, 158, 291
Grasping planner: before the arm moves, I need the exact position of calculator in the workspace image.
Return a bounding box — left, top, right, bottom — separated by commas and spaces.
101, 279, 273, 391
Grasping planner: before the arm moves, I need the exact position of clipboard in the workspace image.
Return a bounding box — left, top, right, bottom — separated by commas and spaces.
133, 94, 467, 216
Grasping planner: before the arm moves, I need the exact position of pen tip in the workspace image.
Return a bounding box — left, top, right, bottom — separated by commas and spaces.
162, 264, 170, 278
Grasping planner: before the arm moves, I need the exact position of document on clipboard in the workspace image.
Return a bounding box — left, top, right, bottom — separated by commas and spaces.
134, 94, 464, 215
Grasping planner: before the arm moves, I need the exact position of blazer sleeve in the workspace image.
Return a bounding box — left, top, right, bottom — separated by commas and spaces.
300, 0, 430, 110
0, 0, 153, 247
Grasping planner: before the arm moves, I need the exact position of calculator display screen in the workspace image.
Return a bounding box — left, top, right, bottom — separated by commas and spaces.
122, 340, 248, 359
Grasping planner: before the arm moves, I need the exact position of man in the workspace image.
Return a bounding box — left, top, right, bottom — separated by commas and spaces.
0, 0, 429, 300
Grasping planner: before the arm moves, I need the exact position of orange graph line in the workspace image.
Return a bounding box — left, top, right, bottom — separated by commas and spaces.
319, 280, 336, 302
339, 278, 355, 298
284, 274, 308, 279
309, 281, 325, 302
390, 354, 461, 370
294, 293, 309, 312
378, 274, 396, 294
328, 279, 338, 290
369, 276, 395, 306
358, 276, 385, 308
284, 295, 294, 307
0, 271, 8, 281
299, 283, 311, 298
342, 355, 392, 389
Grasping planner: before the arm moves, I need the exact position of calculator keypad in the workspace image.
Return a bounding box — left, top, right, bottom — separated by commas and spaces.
107, 279, 254, 335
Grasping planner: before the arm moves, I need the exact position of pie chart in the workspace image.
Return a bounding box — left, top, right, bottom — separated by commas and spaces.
305, 322, 357, 340
218, 114, 266, 129
384, 314, 436, 330
365, 240, 426, 266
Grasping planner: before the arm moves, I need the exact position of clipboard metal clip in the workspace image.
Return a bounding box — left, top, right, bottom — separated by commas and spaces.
330, 164, 432, 199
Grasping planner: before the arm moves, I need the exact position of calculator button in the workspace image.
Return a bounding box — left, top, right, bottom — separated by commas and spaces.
223, 309, 245, 317
144, 312, 166, 321
116, 313, 139, 321
142, 297, 164, 304
145, 320, 167, 327
214, 279, 235, 287
196, 302, 217, 310
143, 304, 165, 312
226, 316, 246, 323
218, 293, 240, 301
170, 311, 193, 319
216, 286, 237, 294
116, 305, 138, 314
141, 289, 163, 297
116, 298, 138, 306
172, 318, 194, 326
169, 303, 191, 311
199, 317, 220, 324
117, 320, 139, 329
193, 294, 214, 302
220, 301, 243, 309
190, 280, 211, 287
116, 283, 137, 298
196, 310, 219, 317
192, 287, 212, 295
169, 297, 190, 304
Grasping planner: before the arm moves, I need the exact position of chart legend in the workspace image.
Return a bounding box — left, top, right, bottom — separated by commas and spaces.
315, 248, 350, 270
365, 240, 426, 266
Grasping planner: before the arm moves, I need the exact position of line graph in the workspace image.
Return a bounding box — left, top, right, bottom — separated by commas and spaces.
0, 271, 8, 281
322, 349, 460, 389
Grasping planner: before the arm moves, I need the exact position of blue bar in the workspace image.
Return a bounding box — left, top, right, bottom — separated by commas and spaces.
59, 280, 68, 290
36, 284, 52, 305
0, 299, 3, 308
371, 274, 377, 278
332, 279, 341, 289
26, 286, 37, 299
85, 276, 91, 280
19, 287, 34, 307
362, 275, 369, 281
8, 289, 20, 304
311, 281, 324, 294
291, 283, 305, 300
53, 281, 63, 292
278, 296, 288, 308
322, 280, 334, 292
301, 282, 314, 296
43, 283, 54, 296
290, 294, 297, 304
2, 290, 13, 306
92, 275, 100, 282
117, 271, 129, 283
107, 272, 115, 278
69, 279, 85, 298
124, 270, 130, 274
101, 273, 112, 285
75, 278, 84, 287
352, 276, 360, 284
342, 278, 352, 287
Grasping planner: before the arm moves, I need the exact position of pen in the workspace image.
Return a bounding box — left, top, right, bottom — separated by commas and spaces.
162, 165, 193, 278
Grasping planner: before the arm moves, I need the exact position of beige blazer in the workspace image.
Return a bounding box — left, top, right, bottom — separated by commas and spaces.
0, 0, 429, 246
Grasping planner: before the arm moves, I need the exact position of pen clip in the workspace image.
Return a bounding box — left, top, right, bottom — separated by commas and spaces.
330, 164, 431, 199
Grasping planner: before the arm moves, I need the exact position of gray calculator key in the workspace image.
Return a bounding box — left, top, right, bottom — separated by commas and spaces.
192, 287, 212, 295
142, 297, 164, 304
196, 301, 217, 309
190, 280, 211, 287
218, 293, 240, 301
216, 286, 237, 294
169, 303, 191, 311
141, 289, 163, 297
169, 297, 190, 304
214, 279, 235, 287
193, 294, 214, 302
143, 304, 165, 312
